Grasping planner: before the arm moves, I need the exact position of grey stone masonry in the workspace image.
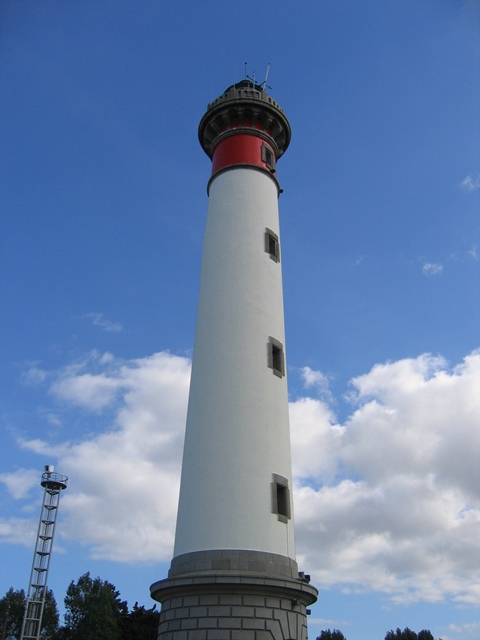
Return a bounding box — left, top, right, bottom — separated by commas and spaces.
151, 550, 318, 640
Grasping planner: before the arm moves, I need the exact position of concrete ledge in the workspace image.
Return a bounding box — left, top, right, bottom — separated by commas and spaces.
151, 568, 318, 640
168, 549, 299, 579
151, 572, 318, 606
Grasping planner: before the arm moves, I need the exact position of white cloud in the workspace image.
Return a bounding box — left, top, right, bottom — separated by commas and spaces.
0, 468, 39, 499
21, 351, 190, 562
18, 438, 67, 457
290, 397, 343, 482
448, 622, 480, 636
293, 351, 480, 605
50, 371, 123, 412
460, 175, 480, 191
44, 412, 63, 427
300, 366, 334, 406
301, 366, 329, 391
422, 262, 443, 276
85, 312, 123, 333
0, 517, 37, 547
21, 364, 48, 386
468, 245, 479, 261
7, 349, 480, 606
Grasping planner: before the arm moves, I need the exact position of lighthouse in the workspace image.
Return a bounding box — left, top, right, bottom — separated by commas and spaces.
151, 80, 318, 639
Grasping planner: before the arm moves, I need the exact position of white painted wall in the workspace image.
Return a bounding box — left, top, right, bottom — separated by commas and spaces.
173, 168, 296, 560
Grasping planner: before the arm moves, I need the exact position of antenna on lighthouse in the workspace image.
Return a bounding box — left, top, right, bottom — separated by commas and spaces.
244, 61, 257, 88
261, 62, 271, 90
20, 465, 68, 640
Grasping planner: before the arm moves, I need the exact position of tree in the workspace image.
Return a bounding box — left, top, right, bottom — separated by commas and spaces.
0, 588, 25, 640
63, 572, 127, 640
316, 630, 347, 640
0, 587, 59, 640
41, 589, 60, 640
385, 628, 438, 640
119, 602, 160, 640
385, 629, 418, 640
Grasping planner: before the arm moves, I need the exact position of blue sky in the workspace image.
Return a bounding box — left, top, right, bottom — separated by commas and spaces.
1, 2, 480, 639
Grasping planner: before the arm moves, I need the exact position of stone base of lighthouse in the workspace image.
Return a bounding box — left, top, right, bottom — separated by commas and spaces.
151, 550, 318, 640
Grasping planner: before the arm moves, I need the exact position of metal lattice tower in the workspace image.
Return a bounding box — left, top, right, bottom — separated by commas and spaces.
21, 465, 68, 640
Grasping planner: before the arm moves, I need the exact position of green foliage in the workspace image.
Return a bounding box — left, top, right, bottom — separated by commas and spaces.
385, 628, 437, 640
0, 574, 158, 640
63, 572, 128, 640
119, 602, 160, 640
385, 629, 417, 640
317, 629, 347, 640
3, 577, 446, 640
0, 587, 59, 640
42, 589, 61, 640
0, 587, 25, 640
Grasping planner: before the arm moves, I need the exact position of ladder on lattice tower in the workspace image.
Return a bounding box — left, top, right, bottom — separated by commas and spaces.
20, 465, 68, 640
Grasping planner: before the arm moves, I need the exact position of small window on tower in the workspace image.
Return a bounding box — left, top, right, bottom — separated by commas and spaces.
267, 337, 285, 378
262, 143, 276, 172
277, 484, 288, 516
265, 228, 280, 263
271, 474, 291, 523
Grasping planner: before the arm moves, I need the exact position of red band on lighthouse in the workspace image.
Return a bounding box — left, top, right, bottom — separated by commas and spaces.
211, 134, 275, 175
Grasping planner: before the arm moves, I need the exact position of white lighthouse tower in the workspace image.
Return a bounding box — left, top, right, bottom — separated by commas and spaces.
151, 80, 317, 639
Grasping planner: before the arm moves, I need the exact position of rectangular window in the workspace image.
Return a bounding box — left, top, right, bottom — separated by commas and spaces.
277, 484, 288, 517
265, 228, 280, 263
271, 474, 291, 523
268, 337, 285, 378
262, 143, 276, 171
